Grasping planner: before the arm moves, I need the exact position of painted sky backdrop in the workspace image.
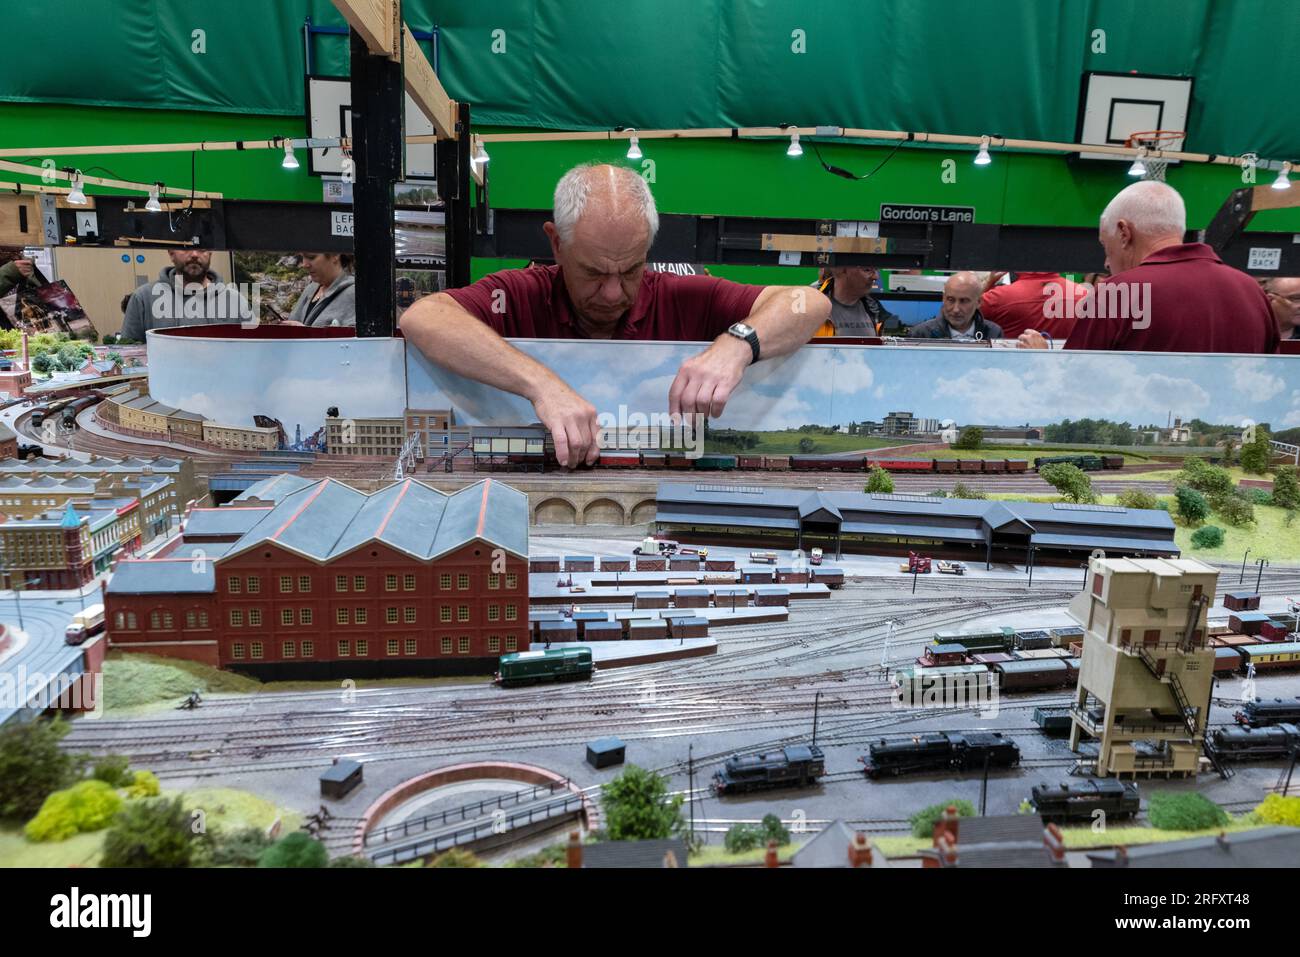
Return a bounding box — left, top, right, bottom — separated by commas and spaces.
148, 333, 1300, 437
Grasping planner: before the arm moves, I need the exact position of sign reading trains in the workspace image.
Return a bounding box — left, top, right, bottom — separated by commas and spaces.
879, 204, 976, 224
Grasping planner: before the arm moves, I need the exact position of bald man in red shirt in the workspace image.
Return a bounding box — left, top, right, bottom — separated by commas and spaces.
1018, 181, 1279, 353
400, 164, 830, 466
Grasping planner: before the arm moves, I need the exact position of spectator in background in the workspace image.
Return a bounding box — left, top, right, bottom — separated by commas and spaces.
908, 272, 1003, 340
1262, 277, 1300, 340
811, 266, 903, 336
0, 254, 39, 299
282, 253, 356, 328
979, 269, 1085, 340
1018, 182, 1279, 353
119, 249, 250, 342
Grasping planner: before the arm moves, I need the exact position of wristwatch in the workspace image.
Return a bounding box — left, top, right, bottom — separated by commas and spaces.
726, 321, 760, 364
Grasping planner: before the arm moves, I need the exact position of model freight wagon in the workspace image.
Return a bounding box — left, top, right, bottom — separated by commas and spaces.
1029, 780, 1140, 825
495, 647, 594, 687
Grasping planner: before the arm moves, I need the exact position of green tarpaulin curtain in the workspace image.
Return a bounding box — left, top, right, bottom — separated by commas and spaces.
1, 0, 1295, 158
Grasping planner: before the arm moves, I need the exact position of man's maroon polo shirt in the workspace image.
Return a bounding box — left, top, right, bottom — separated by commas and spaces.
1065, 243, 1280, 353
443, 264, 764, 340
980, 272, 1084, 339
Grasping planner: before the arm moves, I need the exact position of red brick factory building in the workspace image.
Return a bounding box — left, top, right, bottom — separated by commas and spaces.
103, 475, 529, 678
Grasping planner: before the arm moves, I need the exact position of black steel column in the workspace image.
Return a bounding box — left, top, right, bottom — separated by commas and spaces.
438, 101, 472, 288
349, 30, 402, 337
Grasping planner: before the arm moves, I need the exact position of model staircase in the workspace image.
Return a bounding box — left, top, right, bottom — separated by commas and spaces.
1134, 641, 1233, 780
1068, 757, 1097, 776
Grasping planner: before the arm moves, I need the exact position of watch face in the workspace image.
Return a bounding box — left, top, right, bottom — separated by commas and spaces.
731, 322, 754, 337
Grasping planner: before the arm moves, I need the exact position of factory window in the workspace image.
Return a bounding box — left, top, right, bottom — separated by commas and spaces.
280, 608, 294, 626
457, 605, 469, 623
1092, 575, 1103, 597
458, 636, 470, 654
336, 608, 349, 625
279, 575, 292, 593
353, 575, 366, 591
300, 608, 312, 625
127, 613, 138, 629
302, 640, 314, 657
403, 574, 416, 591
487, 635, 500, 653
506, 573, 518, 589
184, 611, 196, 629
505, 605, 517, 622
232, 643, 245, 659
457, 573, 469, 590
198, 611, 209, 628
439, 573, 452, 590
228, 576, 242, 594
282, 642, 295, 658
505, 636, 517, 652
385, 574, 398, 591
251, 642, 263, 659
386, 607, 398, 624
355, 607, 368, 624
440, 637, 452, 655
440, 606, 451, 623
405, 639, 417, 655
404, 607, 416, 624
338, 640, 349, 657
488, 605, 500, 622
149, 612, 161, 630
247, 577, 260, 594
488, 574, 500, 590
299, 575, 311, 592
335, 575, 348, 592
356, 640, 368, 656
115, 612, 125, 629
248, 609, 262, 627
161, 613, 173, 629
387, 639, 399, 656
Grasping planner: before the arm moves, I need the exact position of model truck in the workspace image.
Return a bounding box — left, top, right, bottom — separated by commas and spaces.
936, 560, 966, 575
635, 536, 678, 556
900, 551, 932, 573
810, 547, 823, 565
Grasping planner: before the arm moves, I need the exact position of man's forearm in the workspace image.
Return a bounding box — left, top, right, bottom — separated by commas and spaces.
744, 286, 832, 359
399, 293, 563, 402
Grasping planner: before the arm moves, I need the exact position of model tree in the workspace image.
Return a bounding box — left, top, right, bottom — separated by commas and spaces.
1272, 465, 1300, 511
1175, 486, 1210, 526
864, 465, 895, 494
257, 831, 329, 868
600, 764, 684, 841
797, 438, 815, 454
1219, 434, 1239, 466
0, 717, 84, 820
1039, 463, 1095, 503
1175, 457, 1234, 497
1239, 424, 1272, 475
952, 426, 983, 449
1116, 489, 1158, 510
101, 797, 201, 868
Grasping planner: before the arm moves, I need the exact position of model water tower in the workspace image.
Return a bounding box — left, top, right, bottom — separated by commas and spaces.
1066, 557, 1219, 778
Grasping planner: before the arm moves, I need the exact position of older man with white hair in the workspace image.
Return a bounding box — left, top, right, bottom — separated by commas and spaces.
1018, 181, 1279, 353
907, 272, 1004, 340
400, 163, 830, 467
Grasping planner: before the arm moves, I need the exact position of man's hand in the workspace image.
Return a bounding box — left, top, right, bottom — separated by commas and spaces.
14, 259, 34, 278
668, 334, 750, 419
983, 270, 1007, 293
1017, 330, 1050, 349
532, 378, 600, 468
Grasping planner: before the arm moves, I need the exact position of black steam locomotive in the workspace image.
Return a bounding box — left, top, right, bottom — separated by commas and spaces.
1236, 698, 1300, 728
862, 732, 1021, 780
712, 744, 825, 795
1211, 723, 1300, 760
1029, 780, 1141, 825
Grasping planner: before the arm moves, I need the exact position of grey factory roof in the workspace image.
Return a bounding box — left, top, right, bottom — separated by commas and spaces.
656, 483, 1177, 551
581, 838, 689, 869
107, 559, 216, 594
182, 506, 273, 538
791, 820, 888, 869
1088, 827, 1300, 867
225, 475, 528, 563
233, 474, 319, 504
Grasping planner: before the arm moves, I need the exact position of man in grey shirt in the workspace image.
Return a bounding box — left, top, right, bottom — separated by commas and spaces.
908, 271, 1004, 340
119, 249, 251, 342
813, 266, 903, 336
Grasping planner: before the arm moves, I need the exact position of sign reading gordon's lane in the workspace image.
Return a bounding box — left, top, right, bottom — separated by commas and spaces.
879, 204, 976, 224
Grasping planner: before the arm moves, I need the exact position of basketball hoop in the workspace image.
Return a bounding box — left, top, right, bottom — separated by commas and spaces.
1125, 130, 1186, 181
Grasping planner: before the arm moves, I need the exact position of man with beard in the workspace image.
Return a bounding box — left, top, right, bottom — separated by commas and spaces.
119, 249, 250, 343
400, 163, 830, 467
